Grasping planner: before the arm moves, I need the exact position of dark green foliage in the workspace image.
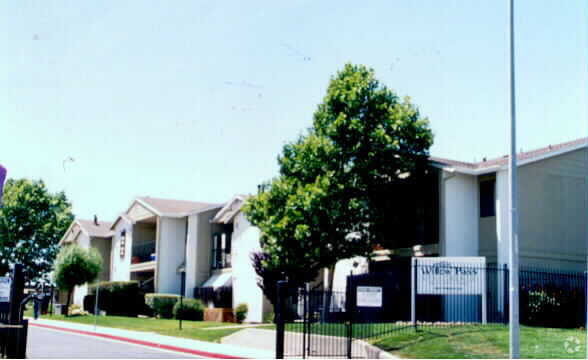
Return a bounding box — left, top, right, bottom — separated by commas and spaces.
235, 303, 248, 323
145, 293, 180, 319
0, 178, 74, 283
173, 298, 204, 321
521, 284, 585, 328
84, 281, 148, 317
245, 63, 433, 294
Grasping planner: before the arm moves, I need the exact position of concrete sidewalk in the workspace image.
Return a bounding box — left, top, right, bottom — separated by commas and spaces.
27, 318, 274, 359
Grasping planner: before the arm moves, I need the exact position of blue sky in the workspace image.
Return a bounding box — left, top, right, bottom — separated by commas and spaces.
1, 1, 587, 221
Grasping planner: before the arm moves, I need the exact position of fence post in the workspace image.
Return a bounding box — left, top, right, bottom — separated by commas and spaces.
276, 280, 287, 359
584, 271, 588, 359
345, 272, 353, 359
503, 264, 508, 324
8, 264, 24, 325
7, 264, 24, 359
411, 259, 417, 331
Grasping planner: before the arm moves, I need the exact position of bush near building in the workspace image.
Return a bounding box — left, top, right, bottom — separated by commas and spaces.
145, 293, 180, 319
173, 298, 204, 321
235, 303, 248, 324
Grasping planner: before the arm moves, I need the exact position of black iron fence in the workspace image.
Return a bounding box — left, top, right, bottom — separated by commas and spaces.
276, 263, 588, 358
0, 264, 28, 359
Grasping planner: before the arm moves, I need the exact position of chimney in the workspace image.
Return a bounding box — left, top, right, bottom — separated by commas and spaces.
94, 215, 99, 226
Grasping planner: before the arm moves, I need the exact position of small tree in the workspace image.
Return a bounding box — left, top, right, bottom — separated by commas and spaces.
53, 245, 102, 316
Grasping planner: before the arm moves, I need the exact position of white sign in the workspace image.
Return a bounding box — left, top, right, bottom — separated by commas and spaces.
413, 257, 486, 295
411, 257, 487, 324
0, 277, 11, 303
356, 286, 382, 307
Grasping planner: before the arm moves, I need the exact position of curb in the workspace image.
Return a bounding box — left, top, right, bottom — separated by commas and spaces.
29, 322, 245, 359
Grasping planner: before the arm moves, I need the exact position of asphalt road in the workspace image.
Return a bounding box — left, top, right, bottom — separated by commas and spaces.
27, 325, 200, 358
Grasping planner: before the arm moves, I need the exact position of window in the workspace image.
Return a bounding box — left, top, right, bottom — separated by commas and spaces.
120, 229, 126, 258
479, 180, 495, 217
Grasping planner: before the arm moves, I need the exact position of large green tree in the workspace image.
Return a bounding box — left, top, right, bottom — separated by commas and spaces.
245, 63, 434, 300
0, 179, 74, 283
53, 244, 102, 316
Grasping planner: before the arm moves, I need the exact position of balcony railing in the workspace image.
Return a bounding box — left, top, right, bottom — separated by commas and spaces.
132, 242, 156, 264
211, 248, 231, 270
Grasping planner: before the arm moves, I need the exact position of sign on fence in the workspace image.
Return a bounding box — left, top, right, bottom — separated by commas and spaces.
356, 286, 382, 307
0, 277, 11, 303
411, 257, 487, 324
415, 257, 485, 295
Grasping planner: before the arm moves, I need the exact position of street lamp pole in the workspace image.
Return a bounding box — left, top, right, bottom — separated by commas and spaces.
508, 0, 520, 358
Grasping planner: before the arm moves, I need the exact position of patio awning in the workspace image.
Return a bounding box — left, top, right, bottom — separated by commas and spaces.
201, 272, 232, 289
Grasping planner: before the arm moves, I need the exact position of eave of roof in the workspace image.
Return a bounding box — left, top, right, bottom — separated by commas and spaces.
431, 137, 588, 175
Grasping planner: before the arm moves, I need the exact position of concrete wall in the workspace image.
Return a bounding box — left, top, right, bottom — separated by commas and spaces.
440, 172, 479, 257
517, 149, 587, 271
110, 219, 132, 282
231, 212, 267, 323
156, 217, 187, 294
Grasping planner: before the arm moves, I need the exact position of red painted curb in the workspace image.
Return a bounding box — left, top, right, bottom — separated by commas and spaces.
30, 322, 245, 359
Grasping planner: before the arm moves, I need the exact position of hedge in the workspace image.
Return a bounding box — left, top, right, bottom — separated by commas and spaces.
84, 281, 148, 317
145, 293, 181, 319
173, 298, 204, 321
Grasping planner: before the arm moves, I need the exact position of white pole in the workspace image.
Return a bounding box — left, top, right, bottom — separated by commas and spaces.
508, 0, 520, 358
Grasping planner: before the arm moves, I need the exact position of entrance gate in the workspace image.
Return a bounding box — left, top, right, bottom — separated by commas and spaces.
275, 268, 413, 358
0, 264, 29, 359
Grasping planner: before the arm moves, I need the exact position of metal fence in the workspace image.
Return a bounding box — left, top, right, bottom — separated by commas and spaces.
276, 263, 588, 358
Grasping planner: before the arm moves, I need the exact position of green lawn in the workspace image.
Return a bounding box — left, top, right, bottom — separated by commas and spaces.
30, 312, 247, 343
369, 324, 587, 359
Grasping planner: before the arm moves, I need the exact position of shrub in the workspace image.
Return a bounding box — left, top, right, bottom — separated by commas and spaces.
173, 298, 204, 321
235, 303, 248, 323
145, 293, 180, 319
87, 281, 147, 317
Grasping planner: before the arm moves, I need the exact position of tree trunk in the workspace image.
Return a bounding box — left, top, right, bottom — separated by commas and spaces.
65, 288, 72, 317
320, 265, 336, 322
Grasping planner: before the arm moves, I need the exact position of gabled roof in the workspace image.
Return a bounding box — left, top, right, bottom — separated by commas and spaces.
110, 213, 133, 230
58, 218, 113, 245
77, 219, 113, 238
212, 194, 250, 224
431, 137, 588, 175
128, 196, 222, 218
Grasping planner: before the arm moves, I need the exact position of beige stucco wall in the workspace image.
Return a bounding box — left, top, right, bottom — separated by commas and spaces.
517, 149, 587, 271
127, 202, 155, 222
156, 217, 187, 294
185, 209, 222, 296
90, 237, 111, 282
